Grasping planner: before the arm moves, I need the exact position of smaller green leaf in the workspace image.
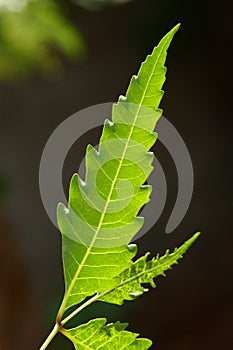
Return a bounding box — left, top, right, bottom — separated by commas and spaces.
100, 232, 200, 305
62, 318, 152, 349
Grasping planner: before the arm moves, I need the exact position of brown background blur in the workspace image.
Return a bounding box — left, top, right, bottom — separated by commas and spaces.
0, 0, 232, 349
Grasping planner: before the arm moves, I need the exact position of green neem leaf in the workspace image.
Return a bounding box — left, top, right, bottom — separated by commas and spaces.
57, 24, 180, 314
99, 232, 200, 305
38, 24, 201, 350
62, 318, 152, 350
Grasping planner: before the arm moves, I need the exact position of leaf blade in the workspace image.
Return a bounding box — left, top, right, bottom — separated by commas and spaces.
58, 24, 180, 313
62, 318, 152, 350
99, 232, 201, 305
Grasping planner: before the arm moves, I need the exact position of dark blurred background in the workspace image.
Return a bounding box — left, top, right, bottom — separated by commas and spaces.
0, 0, 232, 348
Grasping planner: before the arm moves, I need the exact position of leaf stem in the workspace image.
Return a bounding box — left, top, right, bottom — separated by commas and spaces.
39, 323, 60, 350
61, 293, 100, 326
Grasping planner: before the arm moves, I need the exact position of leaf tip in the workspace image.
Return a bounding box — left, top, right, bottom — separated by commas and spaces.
189, 231, 201, 243
163, 23, 181, 44
174, 23, 181, 31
